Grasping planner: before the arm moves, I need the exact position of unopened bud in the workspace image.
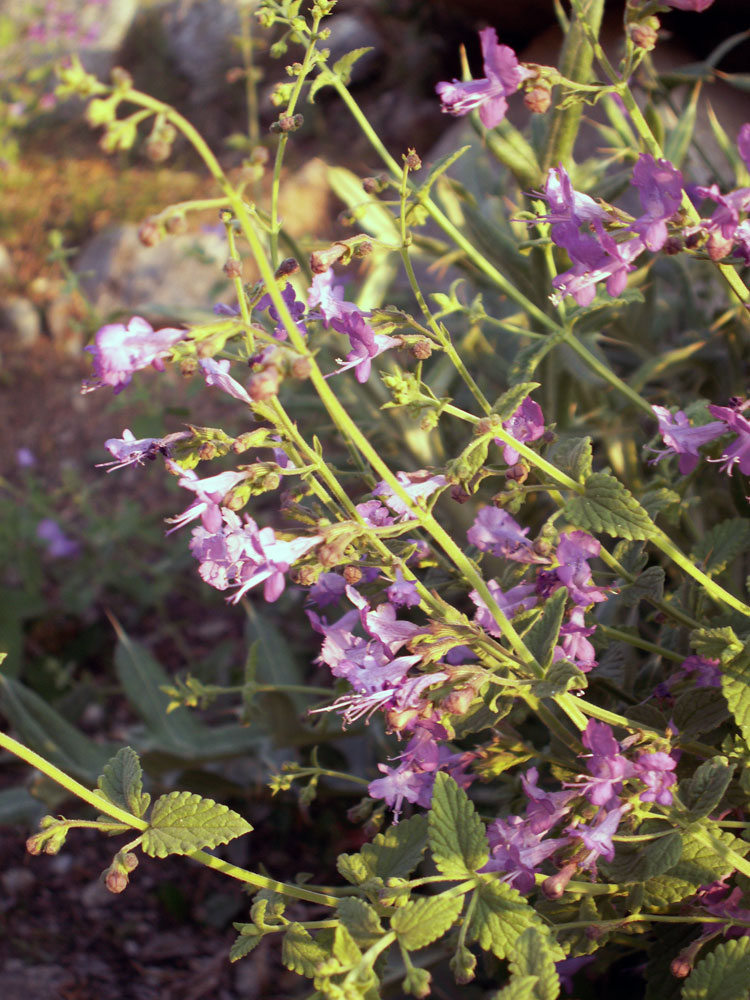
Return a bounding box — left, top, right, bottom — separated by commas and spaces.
630, 18, 659, 51
353, 240, 372, 258
450, 484, 471, 504
165, 213, 187, 235
180, 358, 198, 377
386, 706, 420, 732
111, 66, 133, 90
262, 472, 281, 491
442, 685, 476, 715
224, 258, 243, 279
707, 231, 734, 261
662, 236, 682, 255
362, 175, 387, 194
293, 565, 317, 586
291, 356, 311, 379
670, 954, 692, 979
533, 537, 553, 557
684, 230, 702, 249
275, 257, 299, 279
138, 220, 161, 247
247, 366, 280, 401
105, 868, 129, 894
524, 86, 552, 114
404, 148, 421, 171
420, 411, 440, 432
122, 852, 139, 872
310, 243, 347, 274
271, 113, 304, 134
26, 834, 43, 856
198, 442, 218, 461
476, 417, 494, 435
411, 339, 432, 360
343, 565, 362, 585
541, 862, 577, 900
506, 462, 529, 484
145, 138, 171, 163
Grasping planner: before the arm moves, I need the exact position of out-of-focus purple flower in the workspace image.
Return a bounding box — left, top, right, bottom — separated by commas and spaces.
308, 571, 347, 607
662, 0, 715, 10
630, 154, 683, 251
199, 358, 253, 405
568, 806, 623, 870
678, 654, 722, 688
36, 519, 79, 559
707, 404, 750, 475
16, 447, 36, 468
256, 284, 307, 340
213, 302, 240, 316
734, 221, 750, 265
633, 751, 678, 806
372, 471, 447, 521
578, 720, 633, 807
693, 184, 750, 242
553, 607, 598, 672
521, 767, 578, 835
556, 956, 595, 996
386, 568, 420, 608
436, 28, 532, 129
738, 124, 750, 173
694, 880, 750, 937
497, 397, 545, 464
469, 579, 537, 636
649, 405, 725, 475
468, 507, 546, 563
83, 316, 185, 393
329, 310, 400, 383
165, 465, 252, 534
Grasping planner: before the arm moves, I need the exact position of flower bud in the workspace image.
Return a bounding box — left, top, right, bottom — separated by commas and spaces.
122, 852, 139, 872
292, 564, 317, 586
442, 685, 476, 715
362, 175, 387, 194
353, 240, 372, 258
541, 862, 577, 900
450, 484, 471, 504
662, 236, 682, 255
275, 256, 299, 279
411, 339, 432, 360
310, 243, 347, 274
291, 356, 311, 379
271, 113, 304, 134
110, 67, 133, 90
707, 232, 734, 261
105, 868, 129, 894
533, 537, 553, 557
180, 358, 198, 377
138, 220, 161, 247
145, 138, 172, 163
385, 705, 420, 732
198, 442, 218, 461
165, 213, 187, 235
223, 258, 243, 279
247, 366, 280, 401
506, 462, 529, 484
404, 148, 421, 171
343, 565, 362, 585
630, 18, 659, 51
524, 86, 552, 114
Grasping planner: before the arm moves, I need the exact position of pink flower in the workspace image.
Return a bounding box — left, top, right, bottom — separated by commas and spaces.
84, 316, 185, 393
662, 0, 714, 10
650, 405, 725, 475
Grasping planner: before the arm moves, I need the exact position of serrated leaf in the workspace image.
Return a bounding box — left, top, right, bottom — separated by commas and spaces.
691, 626, 742, 662
309, 47, 373, 100
679, 757, 734, 820
547, 436, 593, 484
508, 927, 560, 1000
691, 519, 750, 578
722, 644, 750, 750
469, 880, 565, 962
492, 383, 541, 422
361, 813, 429, 880
524, 587, 568, 671
682, 936, 750, 1000
532, 659, 587, 699
333, 923, 362, 967
493, 976, 541, 1000
428, 773, 488, 877
391, 894, 464, 951
642, 825, 745, 910
563, 472, 656, 541
96, 747, 150, 819
613, 539, 648, 575
620, 565, 665, 607
282, 923, 330, 977
141, 791, 252, 858
673, 688, 730, 737
337, 898, 383, 950
600, 831, 682, 884
229, 926, 262, 962
337, 851, 372, 886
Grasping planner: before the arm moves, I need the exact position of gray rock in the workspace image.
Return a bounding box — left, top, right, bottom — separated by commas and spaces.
74, 223, 232, 320
0, 296, 42, 348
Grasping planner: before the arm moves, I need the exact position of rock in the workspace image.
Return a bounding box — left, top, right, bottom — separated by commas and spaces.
0, 296, 42, 348
74, 223, 232, 320
0, 243, 14, 282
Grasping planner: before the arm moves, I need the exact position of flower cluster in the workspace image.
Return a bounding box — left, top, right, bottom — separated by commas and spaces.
650, 399, 750, 482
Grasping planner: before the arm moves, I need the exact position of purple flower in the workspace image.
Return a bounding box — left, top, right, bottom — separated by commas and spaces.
436, 28, 532, 129
372, 471, 447, 521
678, 655, 722, 688
578, 720, 633, 807
632, 751, 677, 806
693, 184, 750, 241
386, 569, 420, 608
199, 358, 253, 405
568, 806, 623, 870
256, 284, 307, 341
521, 767, 579, 835
650, 405, 725, 475
538, 165, 610, 253
497, 397, 545, 464
470, 579, 537, 636
36, 519, 79, 559
553, 607, 598, 672
83, 316, 185, 393
552, 226, 644, 307
98, 429, 188, 472
541, 531, 609, 607
707, 404, 750, 475
630, 154, 683, 251
368, 762, 431, 823
307, 270, 359, 326
308, 572, 347, 607
165, 465, 252, 534
467, 507, 546, 563
483, 814, 571, 893
739, 124, 750, 173
662, 0, 714, 10
329, 310, 400, 383
16, 447, 36, 468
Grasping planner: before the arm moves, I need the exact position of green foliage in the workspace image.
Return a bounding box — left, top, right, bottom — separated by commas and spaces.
468, 879, 565, 963
682, 936, 750, 1000
508, 927, 561, 1000
678, 757, 735, 821
428, 773, 489, 878
523, 587, 568, 671
96, 747, 151, 819
141, 790, 252, 857
391, 895, 464, 951
563, 472, 657, 541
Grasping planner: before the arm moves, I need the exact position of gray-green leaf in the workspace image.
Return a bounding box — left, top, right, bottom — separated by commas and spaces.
141, 791, 252, 857
391, 894, 464, 951
469, 880, 564, 962
563, 472, 656, 541
678, 757, 734, 820
682, 936, 750, 1000
428, 773, 488, 877
508, 927, 561, 1000
96, 746, 150, 819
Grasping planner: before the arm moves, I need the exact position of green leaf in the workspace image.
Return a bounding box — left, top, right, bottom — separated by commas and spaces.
491, 383, 541, 422
547, 436, 593, 484
141, 791, 252, 858
722, 644, 750, 750
229, 925, 263, 962
403, 965, 431, 998
428, 773, 488, 877
531, 659, 587, 698
691, 519, 750, 578
691, 626, 742, 662
600, 831, 682, 884
524, 587, 568, 671
678, 757, 734, 820
309, 47, 373, 100
509, 340, 558, 386
613, 539, 648, 575
663, 81, 700, 168
563, 472, 656, 541
620, 565, 665, 607
673, 688, 730, 738
391, 894, 464, 951
282, 923, 330, 977
493, 977, 541, 1000
469, 880, 564, 962
333, 922, 362, 966
337, 898, 383, 951
96, 747, 150, 819
682, 936, 750, 1000
508, 927, 561, 1000
361, 813, 429, 880
337, 851, 372, 886
642, 824, 745, 910
417, 146, 472, 201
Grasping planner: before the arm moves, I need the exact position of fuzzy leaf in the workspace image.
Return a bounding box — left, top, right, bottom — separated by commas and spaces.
337, 898, 384, 951
524, 587, 568, 670
563, 472, 656, 541
229, 926, 263, 962
691, 519, 750, 578
337, 851, 372, 886
721, 644, 750, 750
508, 927, 561, 1000
509, 339, 557, 385
97, 746, 150, 819
282, 923, 330, 977
531, 659, 587, 699
361, 813, 429, 880
678, 757, 734, 820
690, 627, 742, 662
673, 688, 730, 738
600, 831, 682, 884
682, 936, 750, 1000
491, 383, 541, 422
620, 566, 665, 607
309, 47, 373, 100
469, 880, 564, 962
642, 825, 746, 910
547, 436, 593, 484
392, 894, 464, 951
141, 791, 252, 858
428, 773, 488, 877
333, 923, 362, 966
493, 977, 541, 1000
